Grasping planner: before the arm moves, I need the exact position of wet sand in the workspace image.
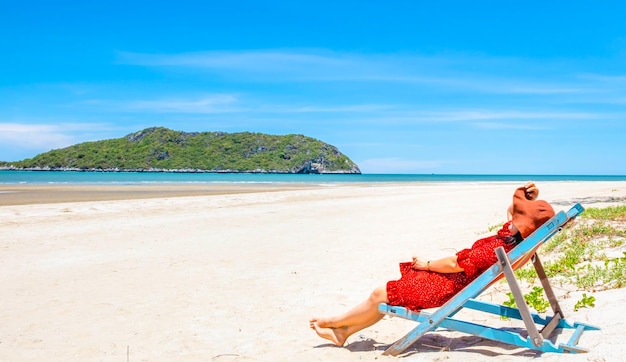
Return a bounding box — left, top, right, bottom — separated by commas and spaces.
0, 183, 320, 206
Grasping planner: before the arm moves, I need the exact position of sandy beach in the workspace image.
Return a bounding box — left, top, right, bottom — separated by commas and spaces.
1, 181, 625, 361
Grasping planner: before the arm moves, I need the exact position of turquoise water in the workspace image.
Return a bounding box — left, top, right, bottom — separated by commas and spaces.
1, 170, 625, 184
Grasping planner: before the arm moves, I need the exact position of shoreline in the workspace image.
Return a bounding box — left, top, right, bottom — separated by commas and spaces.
0, 183, 324, 206
2, 180, 626, 206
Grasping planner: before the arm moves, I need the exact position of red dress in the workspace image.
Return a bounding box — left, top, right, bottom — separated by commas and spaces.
386, 221, 516, 312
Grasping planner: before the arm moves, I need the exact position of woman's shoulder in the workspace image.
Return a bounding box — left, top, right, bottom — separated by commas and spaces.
497, 221, 513, 237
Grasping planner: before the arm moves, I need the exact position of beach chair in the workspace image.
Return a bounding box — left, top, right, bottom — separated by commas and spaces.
378, 203, 599, 356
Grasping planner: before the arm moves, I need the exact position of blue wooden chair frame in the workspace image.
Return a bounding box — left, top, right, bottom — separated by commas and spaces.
378, 203, 599, 356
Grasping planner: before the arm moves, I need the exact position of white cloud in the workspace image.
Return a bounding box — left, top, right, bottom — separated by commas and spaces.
358, 157, 444, 174
577, 73, 626, 83
345, 109, 599, 126
267, 104, 395, 113
123, 94, 239, 113
0, 122, 120, 160
117, 49, 362, 80
471, 122, 547, 130
77, 94, 241, 114
117, 49, 592, 95
0, 123, 75, 150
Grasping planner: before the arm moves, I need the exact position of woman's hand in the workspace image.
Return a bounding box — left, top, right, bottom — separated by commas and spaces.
411, 256, 429, 270
524, 181, 539, 200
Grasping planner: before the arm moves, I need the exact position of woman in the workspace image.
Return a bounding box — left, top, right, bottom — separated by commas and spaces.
310, 182, 555, 346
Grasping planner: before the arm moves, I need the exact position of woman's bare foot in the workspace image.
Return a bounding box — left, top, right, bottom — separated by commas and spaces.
309, 317, 333, 328
310, 321, 348, 346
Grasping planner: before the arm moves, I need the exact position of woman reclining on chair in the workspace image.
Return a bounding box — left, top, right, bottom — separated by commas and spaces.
310, 182, 555, 347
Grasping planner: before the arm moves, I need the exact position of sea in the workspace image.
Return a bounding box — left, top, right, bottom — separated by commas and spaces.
1, 170, 625, 185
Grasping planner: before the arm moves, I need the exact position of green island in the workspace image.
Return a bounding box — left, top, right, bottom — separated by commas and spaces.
0, 127, 361, 174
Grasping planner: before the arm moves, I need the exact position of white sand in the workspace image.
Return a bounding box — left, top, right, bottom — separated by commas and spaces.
1, 181, 625, 361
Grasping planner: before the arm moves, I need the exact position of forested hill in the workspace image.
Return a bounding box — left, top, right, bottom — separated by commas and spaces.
2, 127, 361, 174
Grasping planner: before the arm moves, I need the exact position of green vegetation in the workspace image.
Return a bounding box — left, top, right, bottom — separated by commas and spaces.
574, 293, 596, 311
501, 204, 626, 314
3, 127, 361, 174
503, 286, 550, 313
515, 205, 626, 289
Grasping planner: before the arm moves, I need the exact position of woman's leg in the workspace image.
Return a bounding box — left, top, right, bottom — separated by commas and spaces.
310, 285, 388, 346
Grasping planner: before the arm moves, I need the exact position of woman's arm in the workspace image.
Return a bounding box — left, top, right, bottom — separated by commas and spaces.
413, 182, 541, 275
508, 181, 539, 218
508, 181, 539, 231
412, 255, 464, 273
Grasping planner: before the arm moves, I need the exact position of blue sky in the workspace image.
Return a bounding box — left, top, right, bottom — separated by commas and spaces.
1, 1, 625, 174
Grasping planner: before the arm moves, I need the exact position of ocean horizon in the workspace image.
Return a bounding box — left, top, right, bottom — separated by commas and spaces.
1, 170, 626, 185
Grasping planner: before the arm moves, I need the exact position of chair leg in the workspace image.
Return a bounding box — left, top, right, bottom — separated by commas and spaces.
496, 247, 544, 348
531, 253, 565, 337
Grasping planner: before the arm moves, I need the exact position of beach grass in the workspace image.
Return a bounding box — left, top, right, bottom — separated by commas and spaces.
499, 205, 626, 315
514, 205, 626, 291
